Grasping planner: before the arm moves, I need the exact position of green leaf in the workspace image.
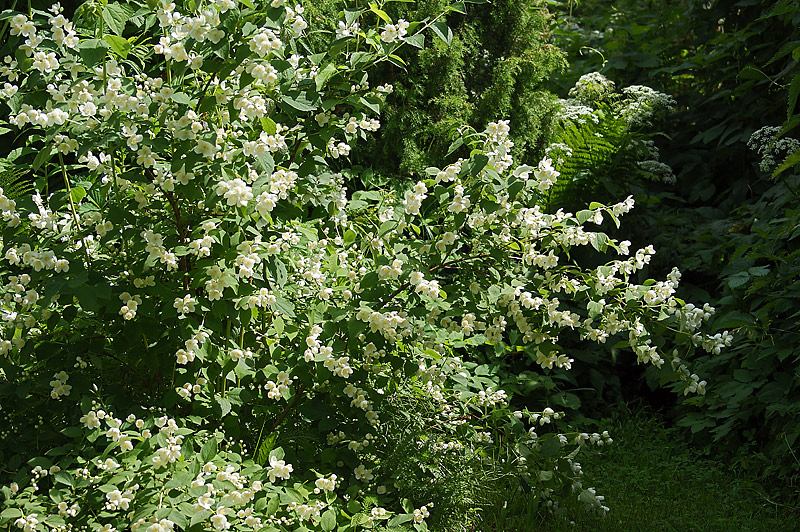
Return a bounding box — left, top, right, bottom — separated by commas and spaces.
33, 145, 53, 172
369, 3, 391, 23
77, 39, 109, 67
387, 54, 407, 68
321, 509, 336, 532
590, 232, 609, 252
350, 51, 376, 70
200, 437, 218, 463
587, 300, 603, 319
1, 508, 23, 519
726, 271, 750, 289
765, 40, 800, 67
171, 92, 192, 105
405, 33, 425, 49
104, 34, 132, 58
53, 471, 75, 488
102, 2, 134, 36
539, 435, 561, 458
216, 396, 232, 417
360, 272, 378, 289
788, 72, 800, 120
445, 137, 463, 157
430, 21, 453, 46
358, 96, 382, 114
257, 152, 275, 175
267, 258, 287, 287
168, 509, 188, 530
74, 285, 98, 310
576, 209, 593, 225
266, 495, 280, 515
255, 432, 278, 465
351, 513, 371, 527
344, 8, 363, 26
191, 510, 212, 527
714, 311, 753, 329
448, 1, 467, 13
466, 153, 489, 176
773, 148, 800, 177
261, 117, 277, 135
579, 489, 598, 505
282, 90, 318, 112
487, 284, 501, 303
758, 382, 790, 403
388, 514, 413, 527
0, 11, 23, 22
346, 500, 361, 515
552, 391, 581, 409
378, 220, 397, 238
270, 296, 296, 318
49, 488, 65, 504
70, 186, 86, 204
315, 63, 338, 92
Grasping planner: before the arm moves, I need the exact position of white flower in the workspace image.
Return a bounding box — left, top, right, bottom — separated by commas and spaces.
413, 506, 430, 523
250, 29, 282, 57
354, 463, 373, 481
173, 295, 196, 315
267, 455, 293, 482
216, 178, 253, 207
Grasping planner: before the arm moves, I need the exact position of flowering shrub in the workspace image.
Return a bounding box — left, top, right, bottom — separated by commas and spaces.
0, 0, 728, 530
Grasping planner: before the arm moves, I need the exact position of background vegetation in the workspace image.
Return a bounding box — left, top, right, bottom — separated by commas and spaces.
547, 0, 800, 490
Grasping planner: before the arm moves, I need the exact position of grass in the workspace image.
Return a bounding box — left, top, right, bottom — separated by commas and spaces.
477, 406, 800, 532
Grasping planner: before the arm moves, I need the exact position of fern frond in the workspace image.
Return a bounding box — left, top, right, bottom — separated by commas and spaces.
0, 166, 35, 199
547, 103, 635, 211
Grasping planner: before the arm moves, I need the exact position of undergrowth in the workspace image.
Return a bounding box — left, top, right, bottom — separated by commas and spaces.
476, 404, 800, 532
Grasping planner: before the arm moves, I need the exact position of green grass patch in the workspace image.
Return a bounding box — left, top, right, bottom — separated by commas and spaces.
477, 406, 799, 532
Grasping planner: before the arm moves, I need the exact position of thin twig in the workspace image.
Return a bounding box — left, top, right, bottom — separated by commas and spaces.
266, 383, 307, 436
194, 74, 217, 114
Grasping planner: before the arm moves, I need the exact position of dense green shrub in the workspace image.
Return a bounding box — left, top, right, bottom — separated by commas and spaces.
0, 0, 729, 530
476, 71, 682, 417
669, 135, 800, 483
303, 0, 567, 180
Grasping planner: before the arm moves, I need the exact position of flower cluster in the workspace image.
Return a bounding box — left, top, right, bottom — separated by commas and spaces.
380, 19, 410, 43
747, 125, 800, 173
568, 72, 616, 102
47, 370, 71, 399
267, 455, 294, 483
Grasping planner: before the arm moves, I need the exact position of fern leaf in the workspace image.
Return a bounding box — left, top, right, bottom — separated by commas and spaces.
547, 103, 632, 211
0, 166, 35, 199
